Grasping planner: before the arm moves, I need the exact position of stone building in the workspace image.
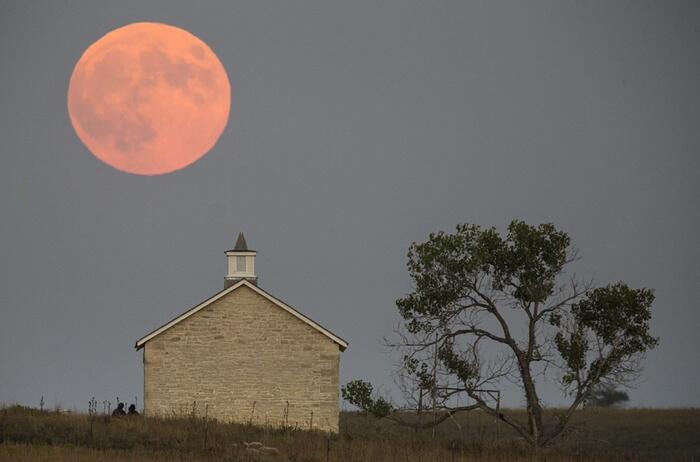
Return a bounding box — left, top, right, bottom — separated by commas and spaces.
135, 234, 348, 431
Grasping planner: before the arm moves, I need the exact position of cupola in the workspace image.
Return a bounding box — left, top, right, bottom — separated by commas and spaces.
224, 233, 257, 288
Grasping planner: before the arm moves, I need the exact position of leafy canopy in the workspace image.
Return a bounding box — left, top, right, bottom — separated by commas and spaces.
397, 220, 570, 333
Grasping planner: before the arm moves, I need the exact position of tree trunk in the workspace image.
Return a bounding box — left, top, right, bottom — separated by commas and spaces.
517, 353, 543, 446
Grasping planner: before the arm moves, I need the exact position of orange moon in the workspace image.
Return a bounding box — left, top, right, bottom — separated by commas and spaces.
67, 22, 230, 175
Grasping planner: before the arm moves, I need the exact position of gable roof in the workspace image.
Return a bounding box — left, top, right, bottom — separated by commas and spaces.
134, 279, 348, 351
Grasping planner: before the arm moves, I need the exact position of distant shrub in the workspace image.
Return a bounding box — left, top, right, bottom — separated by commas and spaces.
584, 384, 629, 407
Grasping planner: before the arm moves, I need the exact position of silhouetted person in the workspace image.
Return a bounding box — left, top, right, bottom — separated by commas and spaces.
112, 402, 126, 417
127, 404, 140, 416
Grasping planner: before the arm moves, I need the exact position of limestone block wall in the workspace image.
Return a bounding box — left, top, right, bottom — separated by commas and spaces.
143, 285, 341, 432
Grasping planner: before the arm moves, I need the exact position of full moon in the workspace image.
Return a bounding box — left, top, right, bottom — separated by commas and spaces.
67, 22, 231, 175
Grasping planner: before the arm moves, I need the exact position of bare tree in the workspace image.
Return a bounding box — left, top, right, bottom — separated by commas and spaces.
342, 220, 657, 448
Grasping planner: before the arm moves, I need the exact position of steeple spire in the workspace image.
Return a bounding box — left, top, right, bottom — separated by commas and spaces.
224, 233, 257, 288
233, 232, 248, 251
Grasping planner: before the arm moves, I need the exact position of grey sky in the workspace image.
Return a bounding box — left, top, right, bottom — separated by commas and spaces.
1, 1, 698, 410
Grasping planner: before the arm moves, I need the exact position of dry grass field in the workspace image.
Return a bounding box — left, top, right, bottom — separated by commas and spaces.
0, 405, 698, 461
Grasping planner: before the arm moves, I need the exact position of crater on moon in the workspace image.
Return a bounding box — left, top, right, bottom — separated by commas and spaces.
67, 22, 231, 175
